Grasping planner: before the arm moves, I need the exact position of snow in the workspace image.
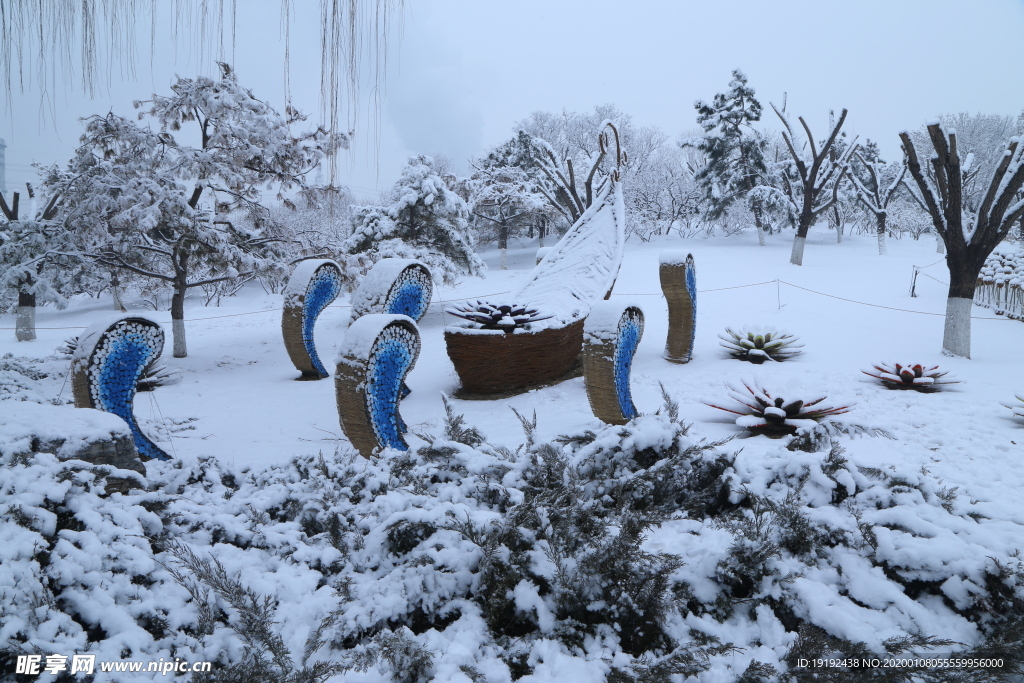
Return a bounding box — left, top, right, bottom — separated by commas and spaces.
3, 224, 1024, 681
0, 402, 133, 459
348, 258, 429, 320
511, 181, 625, 328
282, 258, 339, 305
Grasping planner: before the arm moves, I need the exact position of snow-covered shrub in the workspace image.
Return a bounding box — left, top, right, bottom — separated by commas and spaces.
705, 381, 853, 436
346, 156, 486, 285
0, 354, 52, 403
720, 326, 803, 363
1006, 395, 1024, 421
862, 362, 958, 393
4, 390, 1024, 682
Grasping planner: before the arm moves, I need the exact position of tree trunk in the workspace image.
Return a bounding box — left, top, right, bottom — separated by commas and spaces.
15, 286, 36, 341
942, 259, 979, 358
790, 236, 806, 266
171, 279, 187, 358
753, 202, 766, 247
936, 233, 946, 254
834, 206, 843, 244
499, 222, 509, 271
876, 214, 887, 256
111, 270, 127, 312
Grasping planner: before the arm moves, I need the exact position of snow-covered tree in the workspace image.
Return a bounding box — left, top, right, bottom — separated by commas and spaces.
687, 70, 773, 245
468, 144, 547, 269
51, 64, 343, 357
848, 144, 907, 256
900, 122, 1024, 358
768, 104, 857, 265
345, 155, 485, 284
0, 187, 76, 341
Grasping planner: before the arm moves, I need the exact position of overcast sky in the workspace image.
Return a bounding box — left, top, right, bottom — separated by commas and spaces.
4, 0, 1024, 201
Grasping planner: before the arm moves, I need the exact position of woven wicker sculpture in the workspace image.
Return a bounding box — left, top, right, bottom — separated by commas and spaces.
445, 131, 626, 396
583, 301, 644, 424
349, 259, 434, 323
660, 251, 696, 363
71, 315, 170, 461
282, 259, 344, 379
335, 314, 421, 458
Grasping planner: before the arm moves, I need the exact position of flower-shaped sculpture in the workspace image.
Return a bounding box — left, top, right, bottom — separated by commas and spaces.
706, 381, 853, 437
719, 326, 803, 363
446, 300, 552, 332
862, 362, 957, 393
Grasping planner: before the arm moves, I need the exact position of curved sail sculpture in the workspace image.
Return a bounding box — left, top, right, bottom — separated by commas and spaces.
583, 302, 644, 424
335, 314, 421, 457
660, 251, 696, 363
71, 315, 170, 461
282, 259, 345, 379
445, 179, 626, 395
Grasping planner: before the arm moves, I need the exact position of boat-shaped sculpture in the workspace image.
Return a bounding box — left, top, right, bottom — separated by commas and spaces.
445, 173, 626, 396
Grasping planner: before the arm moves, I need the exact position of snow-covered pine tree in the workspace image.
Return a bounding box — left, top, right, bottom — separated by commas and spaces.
52, 64, 343, 357
847, 142, 907, 256
769, 104, 857, 265
901, 122, 1024, 358
687, 70, 772, 245
0, 186, 77, 341
468, 145, 546, 270
345, 155, 485, 284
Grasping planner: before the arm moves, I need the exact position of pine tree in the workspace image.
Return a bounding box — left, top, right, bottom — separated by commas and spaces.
688, 70, 771, 245
346, 155, 485, 284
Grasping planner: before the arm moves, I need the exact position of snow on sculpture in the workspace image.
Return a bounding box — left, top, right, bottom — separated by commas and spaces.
71, 315, 170, 461
445, 168, 626, 395
583, 301, 644, 425
335, 314, 421, 458
282, 259, 344, 379
660, 251, 696, 364
349, 258, 434, 323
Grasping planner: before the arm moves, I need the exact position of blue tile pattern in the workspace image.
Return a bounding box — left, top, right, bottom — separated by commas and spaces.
685, 255, 696, 359
384, 265, 432, 322
365, 321, 420, 450
86, 319, 170, 461
613, 309, 644, 420
302, 263, 344, 377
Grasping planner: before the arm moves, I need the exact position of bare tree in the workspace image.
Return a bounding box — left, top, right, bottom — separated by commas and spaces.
900, 122, 1024, 358
769, 105, 857, 265
848, 154, 907, 256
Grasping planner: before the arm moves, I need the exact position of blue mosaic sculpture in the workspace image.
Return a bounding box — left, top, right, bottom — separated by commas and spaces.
335, 314, 421, 457
583, 302, 645, 425
349, 259, 433, 323
661, 251, 696, 363
71, 316, 170, 461
282, 259, 344, 379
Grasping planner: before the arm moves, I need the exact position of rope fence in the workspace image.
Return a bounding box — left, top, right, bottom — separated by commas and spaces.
1, 280, 1016, 332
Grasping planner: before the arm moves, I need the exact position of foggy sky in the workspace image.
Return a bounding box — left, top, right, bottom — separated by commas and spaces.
3, 0, 1023, 200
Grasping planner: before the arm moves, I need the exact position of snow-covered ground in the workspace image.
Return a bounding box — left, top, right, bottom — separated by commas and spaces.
5, 227, 1023, 502
4, 226, 1024, 682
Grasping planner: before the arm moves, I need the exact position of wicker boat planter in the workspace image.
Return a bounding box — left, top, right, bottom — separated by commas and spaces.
445, 319, 585, 395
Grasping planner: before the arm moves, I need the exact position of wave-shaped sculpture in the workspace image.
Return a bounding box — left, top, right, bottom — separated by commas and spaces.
71, 315, 170, 461
660, 251, 696, 363
583, 302, 644, 424
282, 259, 344, 379
335, 314, 421, 457
350, 259, 433, 323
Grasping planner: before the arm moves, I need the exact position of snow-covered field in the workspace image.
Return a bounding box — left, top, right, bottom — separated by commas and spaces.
4, 226, 1024, 682
6, 228, 1023, 494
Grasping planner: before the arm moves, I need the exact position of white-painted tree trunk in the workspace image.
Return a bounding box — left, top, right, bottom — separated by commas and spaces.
112, 283, 126, 312
756, 225, 766, 247
941, 297, 972, 358
172, 319, 187, 358
836, 224, 843, 243
877, 230, 887, 256
790, 236, 806, 266
936, 234, 946, 254
500, 248, 507, 270
15, 306, 36, 341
